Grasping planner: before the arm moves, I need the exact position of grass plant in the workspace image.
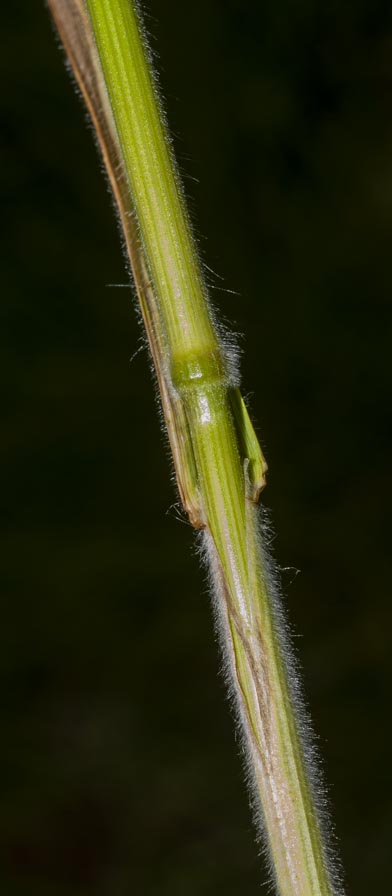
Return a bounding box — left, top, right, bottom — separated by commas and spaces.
47, 2, 344, 893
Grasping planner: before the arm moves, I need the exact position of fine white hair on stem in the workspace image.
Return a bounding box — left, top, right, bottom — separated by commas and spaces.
48, 3, 345, 892
198, 509, 345, 896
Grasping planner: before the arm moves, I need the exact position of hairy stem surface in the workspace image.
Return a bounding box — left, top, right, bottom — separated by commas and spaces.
48, 2, 343, 893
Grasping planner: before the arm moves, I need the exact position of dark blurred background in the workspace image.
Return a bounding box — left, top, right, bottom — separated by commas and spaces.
2, 1, 392, 893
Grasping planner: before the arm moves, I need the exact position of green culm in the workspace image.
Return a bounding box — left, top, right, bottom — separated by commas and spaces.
48, 2, 344, 894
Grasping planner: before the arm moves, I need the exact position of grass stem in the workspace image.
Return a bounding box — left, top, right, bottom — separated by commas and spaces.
48, 2, 344, 893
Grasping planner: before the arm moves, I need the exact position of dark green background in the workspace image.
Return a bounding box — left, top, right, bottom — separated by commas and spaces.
2, 1, 391, 893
